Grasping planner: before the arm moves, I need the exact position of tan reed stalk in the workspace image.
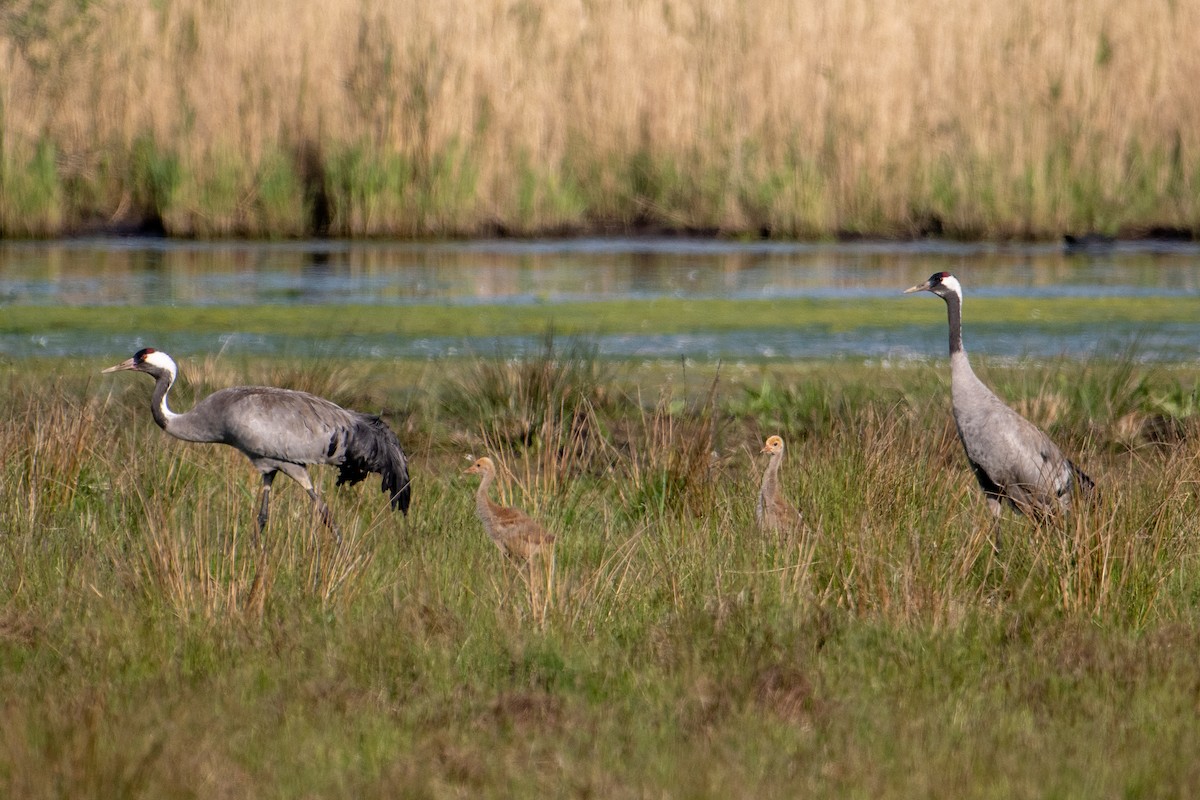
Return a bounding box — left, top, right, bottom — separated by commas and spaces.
2, 0, 1197, 236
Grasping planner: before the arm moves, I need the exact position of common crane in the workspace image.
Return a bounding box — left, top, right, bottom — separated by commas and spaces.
103, 348, 411, 539
464, 456, 554, 560
757, 435, 804, 534
904, 272, 1094, 531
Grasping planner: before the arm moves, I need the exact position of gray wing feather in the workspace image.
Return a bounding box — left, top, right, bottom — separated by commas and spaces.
952, 369, 1078, 516
189, 387, 358, 463
161, 382, 411, 516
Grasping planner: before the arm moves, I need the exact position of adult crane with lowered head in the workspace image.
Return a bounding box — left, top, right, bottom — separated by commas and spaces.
103, 348, 411, 539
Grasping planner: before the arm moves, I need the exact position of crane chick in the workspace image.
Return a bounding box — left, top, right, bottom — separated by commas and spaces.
103, 348, 411, 539
905, 272, 1094, 530
757, 435, 804, 534
464, 456, 555, 561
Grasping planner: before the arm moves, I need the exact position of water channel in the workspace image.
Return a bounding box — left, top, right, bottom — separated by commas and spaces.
3, 236, 1199, 361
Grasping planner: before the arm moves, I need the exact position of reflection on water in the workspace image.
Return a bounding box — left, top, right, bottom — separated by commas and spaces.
3, 236, 1200, 359
6, 236, 1200, 306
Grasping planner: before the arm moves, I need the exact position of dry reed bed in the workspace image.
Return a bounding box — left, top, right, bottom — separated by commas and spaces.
2, 0, 1199, 236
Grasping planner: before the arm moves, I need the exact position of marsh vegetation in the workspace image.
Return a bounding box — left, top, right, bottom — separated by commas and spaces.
2, 0, 1199, 238
2, 344, 1199, 796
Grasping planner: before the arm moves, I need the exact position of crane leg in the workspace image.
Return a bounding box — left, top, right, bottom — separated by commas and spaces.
986, 494, 1003, 553
274, 463, 342, 545
305, 489, 341, 545
256, 471, 277, 543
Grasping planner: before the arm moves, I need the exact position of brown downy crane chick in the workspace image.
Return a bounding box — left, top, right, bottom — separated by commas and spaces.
757, 435, 804, 534
464, 456, 555, 560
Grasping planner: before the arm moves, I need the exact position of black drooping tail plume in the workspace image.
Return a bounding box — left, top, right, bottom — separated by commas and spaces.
1068, 459, 1097, 500
337, 413, 412, 514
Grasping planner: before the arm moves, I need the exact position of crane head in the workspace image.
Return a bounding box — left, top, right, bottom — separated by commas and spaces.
761, 435, 785, 455
904, 271, 962, 299
464, 456, 496, 477
102, 348, 177, 378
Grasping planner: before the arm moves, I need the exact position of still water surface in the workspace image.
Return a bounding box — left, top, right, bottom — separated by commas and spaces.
4, 237, 1200, 361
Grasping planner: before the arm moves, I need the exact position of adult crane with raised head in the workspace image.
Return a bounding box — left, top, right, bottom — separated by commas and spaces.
905, 272, 1094, 530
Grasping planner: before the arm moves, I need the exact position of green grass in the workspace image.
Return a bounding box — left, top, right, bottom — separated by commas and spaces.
2, 350, 1200, 796
6, 294, 1200, 341
0, 138, 63, 236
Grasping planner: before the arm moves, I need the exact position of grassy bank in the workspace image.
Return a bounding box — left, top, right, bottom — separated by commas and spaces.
2, 0, 1199, 239
1, 349, 1200, 795
7, 294, 1200, 340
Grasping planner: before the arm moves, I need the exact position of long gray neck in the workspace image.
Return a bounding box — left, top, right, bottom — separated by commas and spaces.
945, 291, 963, 355
148, 369, 216, 443
944, 291, 989, 403
150, 370, 178, 431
